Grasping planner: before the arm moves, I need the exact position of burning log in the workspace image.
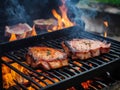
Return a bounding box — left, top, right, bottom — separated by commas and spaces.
5, 23, 35, 41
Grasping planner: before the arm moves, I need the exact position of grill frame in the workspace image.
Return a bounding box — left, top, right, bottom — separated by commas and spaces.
1, 26, 120, 90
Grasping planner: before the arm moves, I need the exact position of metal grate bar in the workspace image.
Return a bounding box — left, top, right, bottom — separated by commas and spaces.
13, 80, 28, 90
92, 58, 104, 65
107, 53, 120, 58
87, 59, 99, 66
28, 72, 49, 86
4, 53, 55, 83
111, 47, 120, 52
110, 50, 120, 56
44, 71, 62, 81
1, 28, 120, 90
79, 61, 92, 69
68, 64, 81, 73
75, 60, 90, 71
1, 60, 42, 88
57, 69, 71, 77
43, 42, 62, 49
62, 67, 77, 76
111, 45, 120, 50
95, 81, 108, 87
52, 70, 68, 79
71, 62, 88, 71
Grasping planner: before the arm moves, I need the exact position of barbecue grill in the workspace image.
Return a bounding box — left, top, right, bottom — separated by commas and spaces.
1, 26, 120, 90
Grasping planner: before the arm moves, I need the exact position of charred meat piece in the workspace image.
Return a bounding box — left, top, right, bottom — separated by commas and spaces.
26, 46, 68, 70
33, 18, 57, 29
62, 39, 111, 60
5, 23, 32, 40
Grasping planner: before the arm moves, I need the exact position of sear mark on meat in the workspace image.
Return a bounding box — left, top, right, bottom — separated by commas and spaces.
26, 46, 68, 70
62, 39, 111, 60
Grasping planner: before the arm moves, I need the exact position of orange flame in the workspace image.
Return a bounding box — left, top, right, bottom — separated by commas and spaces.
9, 33, 17, 41
104, 21, 108, 27
104, 32, 107, 38
103, 21, 108, 37
2, 62, 29, 89
2, 56, 60, 89
89, 63, 92, 67
1, 56, 13, 62
9, 25, 37, 41
48, 0, 75, 32
31, 25, 37, 36
81, 80, 93, 89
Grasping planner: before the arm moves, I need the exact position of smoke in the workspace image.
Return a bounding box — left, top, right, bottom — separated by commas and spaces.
67, 0, 98, 19
4, 0, 56, 25
66, 0, 110, 34
5, 0, 30, 25
65, 0, 88, 29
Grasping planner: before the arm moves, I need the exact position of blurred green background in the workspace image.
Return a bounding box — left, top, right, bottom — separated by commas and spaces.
96, 0, 120, 6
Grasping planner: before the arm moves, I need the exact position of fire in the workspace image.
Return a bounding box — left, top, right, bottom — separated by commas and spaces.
31, 25, 37, 36
73, 61, 82, 67
103, 21, 108, 37
9, 33, 17, 41
2, 58, 59, 89
104, 21, 108, 27
81, 80, 93, 90
1, 56, 13, 62
88, 63, 92, 67
104, 32, 107, 38
9, 25, 37, 41
2, 62, 29, 89
48, 0, 75, 32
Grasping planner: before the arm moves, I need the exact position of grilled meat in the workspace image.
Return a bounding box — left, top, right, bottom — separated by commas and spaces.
5, 23, 32, 40
33, 18, 57, 29
26, 46, 68, 70
62, 39, 111, 60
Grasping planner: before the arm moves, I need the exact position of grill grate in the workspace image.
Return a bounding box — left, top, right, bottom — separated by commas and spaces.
1, 26, 120, 90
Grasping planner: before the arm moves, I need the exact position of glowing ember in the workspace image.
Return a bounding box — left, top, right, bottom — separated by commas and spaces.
81, 80, 93, 89
1, 56, 13, 62
102, 57, 110, 61
103, 21, 108, 37
73, 61, 82, 67
89, 84, 97, 90
48, 0, 75, 32
2, 63, 29, 89
27, 86, 35, 90
97, 85, 102, 89
88, 63, 92, 67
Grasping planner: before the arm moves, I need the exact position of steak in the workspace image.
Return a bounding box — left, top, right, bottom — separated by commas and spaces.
5, 23, 32, 40
33, 18, 57, 30
62, 39, 111, 60
26, 46, 68, 70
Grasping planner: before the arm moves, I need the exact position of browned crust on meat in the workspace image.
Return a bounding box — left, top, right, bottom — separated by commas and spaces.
100, 47, 110, 54
61, 42, 71, 56
26, 46, 68, 70
90, 48, 100, 57
62, 41, 92, 60
62, 39, 111, 60
5, 23, 32, 39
